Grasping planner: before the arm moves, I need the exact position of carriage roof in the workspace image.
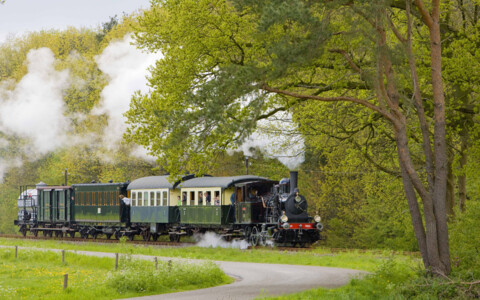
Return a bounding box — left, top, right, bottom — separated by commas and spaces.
127, 176, 173, 190
178, 175, 272, 189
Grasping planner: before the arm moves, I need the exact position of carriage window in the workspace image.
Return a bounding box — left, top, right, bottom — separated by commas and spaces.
144, 192, 149, 206
162, 191, 168, 206
132, 192, 137, 206
156, 192, 161, 206
150, 192, 155, 206
190, 191, 195, 205
214, 191, 220, 205
138, 192, 142, 206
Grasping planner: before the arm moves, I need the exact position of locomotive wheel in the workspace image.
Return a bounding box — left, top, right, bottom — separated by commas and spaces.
259, 232, 267, 246
20, 226, 27, 237
250, 227, 259, 246
298, 242, 309, 248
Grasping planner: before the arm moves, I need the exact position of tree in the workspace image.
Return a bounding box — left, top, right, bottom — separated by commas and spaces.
127, 0, 470, 275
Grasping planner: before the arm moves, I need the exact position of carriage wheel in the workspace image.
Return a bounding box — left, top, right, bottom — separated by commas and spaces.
106, 233, 112, 240
127, 233, 135, 241
69, 231, 75, 238
33, 229, 39, 237
169, 234, 175, 242
43, 230, 48, 237
142, 231, 151, 241
175, 234, 181, 243
47, 230, 53, 237
20, 226, 27, 237
152, 233, 159, 241
250, 227, 259, 246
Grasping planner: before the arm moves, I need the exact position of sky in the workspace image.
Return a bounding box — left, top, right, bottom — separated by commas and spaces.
0, 0, 151, 43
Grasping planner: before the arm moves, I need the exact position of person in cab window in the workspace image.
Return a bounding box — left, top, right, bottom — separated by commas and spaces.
119, 194, 131, 221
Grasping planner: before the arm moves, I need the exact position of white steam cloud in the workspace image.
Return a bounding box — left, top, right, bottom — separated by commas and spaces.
195, 232, 250, 250
237, 112, 305, 170
93, 35, 162, 150
0, 48, 71, 154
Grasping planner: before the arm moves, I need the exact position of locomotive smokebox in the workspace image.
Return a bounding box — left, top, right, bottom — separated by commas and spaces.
289, 171, 298, 193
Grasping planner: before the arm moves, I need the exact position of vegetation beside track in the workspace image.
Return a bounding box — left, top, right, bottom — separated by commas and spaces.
0, 246, 231, 300
0, 237, 419, 273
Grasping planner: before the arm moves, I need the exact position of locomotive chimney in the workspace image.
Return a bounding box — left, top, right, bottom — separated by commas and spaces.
289, 171, 298, 194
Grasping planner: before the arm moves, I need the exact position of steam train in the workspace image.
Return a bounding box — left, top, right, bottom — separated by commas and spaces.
15, 171, 323, 247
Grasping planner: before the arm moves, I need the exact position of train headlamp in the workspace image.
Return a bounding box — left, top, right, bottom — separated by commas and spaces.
281, 214, 288, 223
282, 222, 290, 229
314, 215, 321, 223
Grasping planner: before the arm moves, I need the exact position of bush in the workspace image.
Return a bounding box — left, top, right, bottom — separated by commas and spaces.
107, 257, 228, 294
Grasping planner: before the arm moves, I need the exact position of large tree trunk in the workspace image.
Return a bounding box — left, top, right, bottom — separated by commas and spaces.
428, 0, 451, 275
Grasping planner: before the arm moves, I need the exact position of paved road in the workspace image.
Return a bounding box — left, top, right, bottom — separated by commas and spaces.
1, 246, 366, 299
72, 249, 366, 299
127, 260, 365, 300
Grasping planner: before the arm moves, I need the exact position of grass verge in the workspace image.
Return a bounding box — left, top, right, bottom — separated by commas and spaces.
0, 247, 231, 300
0, 237, 420, 273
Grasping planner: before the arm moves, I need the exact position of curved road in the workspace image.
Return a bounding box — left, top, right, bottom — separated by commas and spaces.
127, 260, 365, 300
1, 246, 366, 299
73, 249, 366, 300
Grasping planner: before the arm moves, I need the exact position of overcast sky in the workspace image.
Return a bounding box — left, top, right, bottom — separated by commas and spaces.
0, 0, 151, 43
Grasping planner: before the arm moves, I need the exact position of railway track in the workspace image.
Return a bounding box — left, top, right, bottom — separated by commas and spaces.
0, 233, 193, 247
0, 234, 421, 256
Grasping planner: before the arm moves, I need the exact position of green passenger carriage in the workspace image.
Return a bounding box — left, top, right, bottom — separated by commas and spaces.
127, 176, 181, 241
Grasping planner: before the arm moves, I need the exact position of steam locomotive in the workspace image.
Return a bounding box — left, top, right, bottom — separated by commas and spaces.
15, 171, 323, 247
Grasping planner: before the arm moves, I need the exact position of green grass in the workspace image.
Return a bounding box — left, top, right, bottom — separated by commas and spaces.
258, 258, 420, 299
0, 247, 231, 300
0, 237, 420, 273
0, 237, 424, 299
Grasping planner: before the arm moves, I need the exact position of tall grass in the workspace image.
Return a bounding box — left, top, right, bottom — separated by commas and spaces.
0, 248, 230, 299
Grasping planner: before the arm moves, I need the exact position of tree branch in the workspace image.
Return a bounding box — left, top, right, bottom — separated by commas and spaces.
261, 83, 394, 121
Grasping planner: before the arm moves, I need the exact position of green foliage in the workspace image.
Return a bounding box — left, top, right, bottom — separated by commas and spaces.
449, 200, 480, 277
108, 257, 229, 294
